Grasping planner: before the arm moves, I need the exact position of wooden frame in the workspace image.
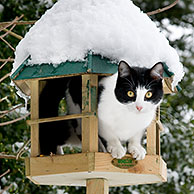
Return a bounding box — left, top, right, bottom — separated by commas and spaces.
25, 72, 171, 194
25, 153, 167, 187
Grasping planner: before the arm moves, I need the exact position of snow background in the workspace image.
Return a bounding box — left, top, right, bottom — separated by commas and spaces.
12, 0, 184, 87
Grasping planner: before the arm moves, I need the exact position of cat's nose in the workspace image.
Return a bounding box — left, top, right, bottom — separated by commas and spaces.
136, 106, 143, 111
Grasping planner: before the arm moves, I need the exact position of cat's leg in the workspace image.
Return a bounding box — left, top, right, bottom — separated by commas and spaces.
57, 146, 64, 155
107, 138, 126, 159
128, 130, 146, 160
99, 124, 126, 159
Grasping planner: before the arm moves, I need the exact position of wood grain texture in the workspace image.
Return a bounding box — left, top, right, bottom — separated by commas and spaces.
87, 179, 109, 194
30, 80, 40, 157
26, 153, 167, 186
27, 112, 95, 125
147, 120, 157, 155
82, 75, 98, 153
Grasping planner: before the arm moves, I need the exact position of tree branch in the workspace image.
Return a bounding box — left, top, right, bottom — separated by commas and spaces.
147, 0, 179, 16
0, 36, 15, 51
0, 15, 24, 33
2, 29, 23, 40
0, 20, 36, 28
0, 73, 11, 83
16, 139, 31, 160
0, 169, 10, 179
0, 96, 8, 103
0, 153, 18, 160
0, 57, 12, 70
0, 113, 30, 126
0, 58, 14, 63
0, 23, 17, 39
0, 104, 24, 118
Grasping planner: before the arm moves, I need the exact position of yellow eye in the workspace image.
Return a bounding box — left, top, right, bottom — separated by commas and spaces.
127, 91, 134, 97
145, 91, 152, 98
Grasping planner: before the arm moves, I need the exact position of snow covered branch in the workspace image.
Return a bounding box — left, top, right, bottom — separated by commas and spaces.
147, 0, 179, 16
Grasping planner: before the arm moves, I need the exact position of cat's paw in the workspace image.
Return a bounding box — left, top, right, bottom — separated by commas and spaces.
107, 144, 126, 159
128, 144, 146, 160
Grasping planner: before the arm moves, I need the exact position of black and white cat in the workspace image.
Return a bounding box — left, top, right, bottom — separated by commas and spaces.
39, 61, 163, 160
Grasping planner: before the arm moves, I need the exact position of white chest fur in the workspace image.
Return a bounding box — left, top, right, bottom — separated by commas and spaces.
98, 74, 156, 142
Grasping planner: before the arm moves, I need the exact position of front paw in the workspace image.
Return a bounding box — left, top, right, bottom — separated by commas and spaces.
107, 144, 126, 159
128, 144, 146, 160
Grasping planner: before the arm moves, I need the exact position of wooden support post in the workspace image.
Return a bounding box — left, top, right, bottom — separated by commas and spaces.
156, 106, 161, 155
86, 179, 109, 194
147, 107, 161, 155
82, 74, 98, 153
30, 80, 40, 157
147, 121, 157, 155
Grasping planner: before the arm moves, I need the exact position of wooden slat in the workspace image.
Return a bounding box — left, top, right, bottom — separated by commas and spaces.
29, 153, 94, 176
30, 80, 40, 157
26, 153, 167, 186
86, 179, 109, 194
82, 75, 98, 153
163, 77, 177, 94
146, 120, 157, 155
27, 112, 95, 125
156, 120, 164, 131
156, 124, 160, 155
147, 107, 161, 155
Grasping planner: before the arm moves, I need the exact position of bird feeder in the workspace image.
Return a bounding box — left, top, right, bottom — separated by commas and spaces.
11, 53, 179, 193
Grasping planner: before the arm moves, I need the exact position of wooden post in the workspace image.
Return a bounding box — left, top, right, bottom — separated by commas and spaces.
30, 80, 40, 157
86, 179, 109, 194
82, 74, 98, 153
156, 106, 161, 155
147, 107, 161, 155
82, 75, 109, 194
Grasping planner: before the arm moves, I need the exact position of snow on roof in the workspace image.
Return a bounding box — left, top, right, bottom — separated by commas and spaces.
12, 0, 184, 87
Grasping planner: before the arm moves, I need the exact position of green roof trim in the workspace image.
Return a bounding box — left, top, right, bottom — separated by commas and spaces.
11, 53, 118, 80
11, 52, 180, 91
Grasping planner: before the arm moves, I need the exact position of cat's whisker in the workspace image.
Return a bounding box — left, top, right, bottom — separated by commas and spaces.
122, 77, 134, 87
146, 80, 158, 88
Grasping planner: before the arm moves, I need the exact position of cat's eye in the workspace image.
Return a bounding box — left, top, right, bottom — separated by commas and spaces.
127, 91, 135, 97
145, 91, 152, 98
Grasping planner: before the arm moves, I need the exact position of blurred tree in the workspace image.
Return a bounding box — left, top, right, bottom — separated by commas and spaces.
0, 0, 193, 193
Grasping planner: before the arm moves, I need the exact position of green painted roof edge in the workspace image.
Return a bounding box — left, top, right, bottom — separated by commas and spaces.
10, 53, 181, 91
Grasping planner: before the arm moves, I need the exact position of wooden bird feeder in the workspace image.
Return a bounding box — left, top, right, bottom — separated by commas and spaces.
11, 53, 179, 193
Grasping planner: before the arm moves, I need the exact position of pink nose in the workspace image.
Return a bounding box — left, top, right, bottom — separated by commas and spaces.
136, 106, 143, 111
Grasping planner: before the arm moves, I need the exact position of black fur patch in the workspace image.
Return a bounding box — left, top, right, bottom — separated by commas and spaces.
114, 61, 163, 105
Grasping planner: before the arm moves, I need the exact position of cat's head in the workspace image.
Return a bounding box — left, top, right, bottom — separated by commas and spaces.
114, 61, 164, 113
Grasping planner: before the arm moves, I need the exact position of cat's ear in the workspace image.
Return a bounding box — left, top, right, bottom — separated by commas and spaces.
150, 62, 164, 80
118, 61, 131, 78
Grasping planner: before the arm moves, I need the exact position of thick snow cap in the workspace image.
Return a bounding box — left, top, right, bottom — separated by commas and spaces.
12, 0, 184, 87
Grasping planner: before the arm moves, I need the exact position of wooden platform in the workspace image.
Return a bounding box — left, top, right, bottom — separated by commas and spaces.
25, 153, 167, 187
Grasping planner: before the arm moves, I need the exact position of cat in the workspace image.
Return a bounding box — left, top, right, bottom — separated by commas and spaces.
39, 61, 164, 160
98, 61, 163, 159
